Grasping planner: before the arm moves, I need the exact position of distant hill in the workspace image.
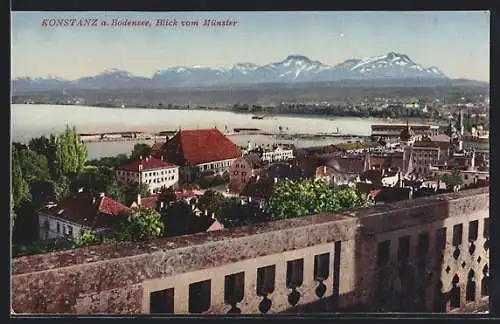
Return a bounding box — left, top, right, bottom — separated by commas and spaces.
12, 52, 488, 93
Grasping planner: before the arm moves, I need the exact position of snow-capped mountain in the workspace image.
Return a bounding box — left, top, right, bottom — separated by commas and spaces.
13, 52, 451, 92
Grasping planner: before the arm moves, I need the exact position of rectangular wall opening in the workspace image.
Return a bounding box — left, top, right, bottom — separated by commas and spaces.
224, 272, 245, 305
332, 241, 342, 310
468, 220, 479, 242
150, 288, 174, 314
453, 224, 463, 246
397, 236, 410, 262
189, 280, 211, 314
256, 265, 275, 296
286, 258, 304, 289
377, 240, 391, 266
314, 253, 330, 281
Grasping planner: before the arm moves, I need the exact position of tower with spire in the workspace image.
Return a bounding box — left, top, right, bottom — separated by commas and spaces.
399, 105, 415, 147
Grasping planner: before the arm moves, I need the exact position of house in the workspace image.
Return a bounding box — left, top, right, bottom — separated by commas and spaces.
229, 153, 264, 193
261, 162, 304, 183
359, 168, 401, 187
315, 155, 371, 187
152, 128, 242, 182
116, 156, 179, 194
260, 145, 294, 163
37, 192, 132, 241
406, 136, 452, 176
129, 190, 204, 211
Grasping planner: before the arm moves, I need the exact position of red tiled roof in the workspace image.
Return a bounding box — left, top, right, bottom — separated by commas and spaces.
165, 129, 242, 165
151, 142, 165, 155
131, 195, 159, 209
39, 193, 132, 228
117, 156, 178, 172
175, 190, 202, 200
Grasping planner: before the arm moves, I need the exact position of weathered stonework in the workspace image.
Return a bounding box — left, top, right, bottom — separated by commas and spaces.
12, 187, 489, 314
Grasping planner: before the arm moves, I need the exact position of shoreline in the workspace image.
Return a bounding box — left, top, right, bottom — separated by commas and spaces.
14, 103, 437, 125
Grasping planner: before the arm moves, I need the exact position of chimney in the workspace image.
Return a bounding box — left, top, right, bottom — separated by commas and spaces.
274, 177, 278, 184
140, 155, 143, 160
137, 194, 141, 206
323, 166, 327, 174
139, 164, 143, 171
205, 209, 208, 216
160, 201, 164, 210
92, 197, 96, 205
161, 156, 164, 161
78, 187, 84, 193
211, 212, 216, 220
99, 192, 105, 197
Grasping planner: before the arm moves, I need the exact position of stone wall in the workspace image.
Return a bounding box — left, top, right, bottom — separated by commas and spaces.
12, 187, 489, 314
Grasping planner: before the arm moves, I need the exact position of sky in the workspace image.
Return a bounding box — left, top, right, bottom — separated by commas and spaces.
11, 11, 490, 81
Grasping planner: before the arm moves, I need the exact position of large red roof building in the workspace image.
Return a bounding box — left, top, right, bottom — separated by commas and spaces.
152, 128, 242, 182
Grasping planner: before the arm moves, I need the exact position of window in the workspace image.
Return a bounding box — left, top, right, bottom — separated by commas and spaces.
68, 226, 73, 236
57, 222, 60, 233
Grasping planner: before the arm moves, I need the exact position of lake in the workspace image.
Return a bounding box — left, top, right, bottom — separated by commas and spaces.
12, 104, 419, 159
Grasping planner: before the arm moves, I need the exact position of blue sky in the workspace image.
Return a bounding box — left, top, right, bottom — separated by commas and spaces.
11, 11, 490, 81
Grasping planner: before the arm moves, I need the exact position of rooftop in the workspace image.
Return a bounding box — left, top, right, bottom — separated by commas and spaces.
14, 187, 488, 276
38, 193, 132, 228
166, 129, 242, 165
117, 156, 177, 172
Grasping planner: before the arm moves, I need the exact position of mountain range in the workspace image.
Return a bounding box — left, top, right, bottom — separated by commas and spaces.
12, 52, 481, 92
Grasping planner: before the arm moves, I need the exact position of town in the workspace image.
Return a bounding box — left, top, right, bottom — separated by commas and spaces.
11, 10, 490, 316
12, 107, 489, 254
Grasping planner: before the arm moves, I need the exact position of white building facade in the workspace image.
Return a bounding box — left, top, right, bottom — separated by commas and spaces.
116, 156, 180, 194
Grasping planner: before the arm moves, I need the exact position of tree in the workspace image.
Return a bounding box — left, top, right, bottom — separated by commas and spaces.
107, 179, 126, 205
54, 126, 87, 178
130, 143, 152, 160
117, 207, 164, 241
163, 200, 200, 236
157, 187, 177, 209
267, 179, 364, 220
218, 198, 269, 228
16, 147, 51, 184
12, 147, 31, 210
123, 182, 150, 206
28, 135, 57, 177
440, 169, 463, 190
242, 179, 274, 199
75, 229, 99, 247
197, 190, 225, 216
54, 175, 71, 201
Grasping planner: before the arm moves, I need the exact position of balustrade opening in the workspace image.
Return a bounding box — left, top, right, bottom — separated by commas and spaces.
466, 270, 476, 302
256, 265, 275, 313
450, 275, 460, 309
481, 264, 489, 297
189, 280, 211, 313
286, 258, 304, 306
453, 224, 463, 260
377, 240, 390, 266
225, 272, 245, 314
150, 288, 174, 314
313, 253, 330, 298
